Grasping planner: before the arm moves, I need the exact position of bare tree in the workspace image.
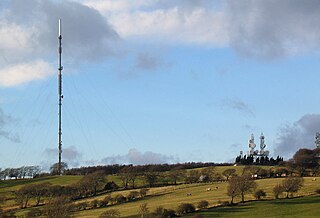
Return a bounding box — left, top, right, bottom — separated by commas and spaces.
144, 172, 159, 187
118, 167, 131, 189
79, 171, 107, 196
273, 184, 284, 199
30, 183, 51, 206
45, 196, 72, 218
168, 169, 185, 185
99, 209, 121, 218
281, 177, 304, 198
228, 175, 257, 203
139, 203, 149, 218
292, 149, 319, 176
50, 162, 68, 175
222, 168, 237, 181
15, 185, 33, 208
227, 179, 238, 204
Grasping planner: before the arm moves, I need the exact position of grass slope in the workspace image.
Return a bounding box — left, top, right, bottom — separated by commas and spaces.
184, 195, 320, 218
76, 177, 320, 217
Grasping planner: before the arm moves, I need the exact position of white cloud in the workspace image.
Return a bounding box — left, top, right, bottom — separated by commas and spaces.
82, 0, 228, 46
0, 60, 54, 87
83, 0, 320, 59
43, 146, 83, 168
274, 114, 320, 158
227, 0, 320, 59
0, 0, 119, 87
101, 148, 179, 165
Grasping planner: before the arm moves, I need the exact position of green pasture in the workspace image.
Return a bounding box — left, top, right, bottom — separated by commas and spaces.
184, 195, 320, 218
76, 177, 320, 217
2, 166, 319, 217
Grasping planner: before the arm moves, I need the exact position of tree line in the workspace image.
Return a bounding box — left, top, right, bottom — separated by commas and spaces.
0, 166, 41, 180
62, 162, 231, 176
235, 155, 284, 165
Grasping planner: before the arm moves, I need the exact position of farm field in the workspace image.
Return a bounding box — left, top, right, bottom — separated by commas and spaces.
1, 166, 319, 217
76, 177, 320, 217
184, 195, 320, 218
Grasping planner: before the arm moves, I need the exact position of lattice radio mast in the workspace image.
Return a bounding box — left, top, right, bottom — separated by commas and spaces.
58, 19, 63, 175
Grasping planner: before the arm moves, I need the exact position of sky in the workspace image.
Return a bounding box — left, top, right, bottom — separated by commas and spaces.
1, 0, 320, 169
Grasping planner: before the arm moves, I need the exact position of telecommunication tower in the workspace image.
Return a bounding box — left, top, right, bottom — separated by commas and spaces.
247, 133, 269, 157
58, 19, 63, 175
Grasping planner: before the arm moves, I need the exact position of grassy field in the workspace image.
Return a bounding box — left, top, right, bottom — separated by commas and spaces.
76, 177, 320, 217
0, 175, 83, 209
1, 166, 319, 217
184, 195, 320, 218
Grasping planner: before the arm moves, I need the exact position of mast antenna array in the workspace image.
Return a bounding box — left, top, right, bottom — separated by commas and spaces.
58, 19, 63, 175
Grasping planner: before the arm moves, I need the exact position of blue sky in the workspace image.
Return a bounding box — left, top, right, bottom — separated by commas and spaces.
1, 0, 320, 169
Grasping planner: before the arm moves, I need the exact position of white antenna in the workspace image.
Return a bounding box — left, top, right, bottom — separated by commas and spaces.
58, 19, 63, 175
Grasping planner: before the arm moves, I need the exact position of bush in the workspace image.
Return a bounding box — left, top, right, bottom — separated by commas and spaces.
254, 189, 267, 200
103, 195, 113, 205
163, 209, 177, 217
114, 194, 126, 203
140, 188, 149, 198
139, 203, 149, 217
45, 196, 72, 218
91, 199, 100, 208
127, 191, 140, 201
273, 184, 284, 199
218, 200, 230, 206
197, 200, 209, 209
104, 181, 119, 191
177, 203, 195, 215
75, 202, 88, 211
99, 209, 121, 218
99, 199, 108, 207
152, 206, 177, 218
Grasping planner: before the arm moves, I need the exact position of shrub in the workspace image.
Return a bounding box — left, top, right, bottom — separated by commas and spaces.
273, 184, 284, 199
45, 196, 72, 218
177, 203, 195, 215
91, 199, 100, 208
114, 194, 126, 203
140, 188, 149, 198
99, 209, 121, 218
254, 189, 267, 200
197, 200, 209, 209
152, 206, 176, 218
163, 209, 177, 217
139, 203, 149, 218
75, 202, 88, 211
104, 181, 119, 191
218, 200, 230, 206
103, 195, 113, 205
127, 191, 140, 201
99, 199, 108, 207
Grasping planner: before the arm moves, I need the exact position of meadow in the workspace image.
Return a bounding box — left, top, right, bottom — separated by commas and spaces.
75, 177, 320, 217
1, 166, 319, 217
183, 195, 320, 218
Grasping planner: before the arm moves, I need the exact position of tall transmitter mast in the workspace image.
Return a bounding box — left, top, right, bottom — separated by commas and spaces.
58, 19, 63, 175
